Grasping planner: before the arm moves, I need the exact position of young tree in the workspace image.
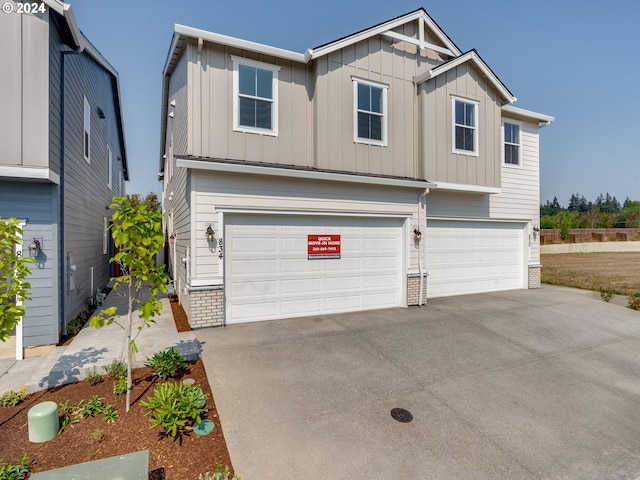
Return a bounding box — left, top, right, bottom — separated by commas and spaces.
90, 196, 168, 412
0, 219, 36, 341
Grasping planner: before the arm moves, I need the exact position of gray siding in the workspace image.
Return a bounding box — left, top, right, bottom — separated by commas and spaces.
0, 181, 59, 346
419, 63, 502, 187
0, 2, 49, 169
61, 49, 126, 325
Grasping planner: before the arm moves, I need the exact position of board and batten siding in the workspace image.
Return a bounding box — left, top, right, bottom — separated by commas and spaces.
185, 38, 310, 167
0, 181, 59, 346
0, 3, 49, 169
419, 64, 502, 188
190, 170, 423, 283
314, 21, 444, 179
61, 51, 126, 325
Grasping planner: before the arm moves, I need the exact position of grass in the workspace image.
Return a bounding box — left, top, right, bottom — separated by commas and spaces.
541, 252, 640, 296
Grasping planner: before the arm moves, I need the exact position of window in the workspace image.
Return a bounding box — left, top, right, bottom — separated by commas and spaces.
452, 97, 478, 155
83, 96, 91, 162
107, 145, 112, 189
353, 78, 388, 146
232, 56, 280, 135
503, 121, 521, 166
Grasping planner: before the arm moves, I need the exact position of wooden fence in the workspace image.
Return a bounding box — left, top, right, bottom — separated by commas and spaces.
541, 228, 640, 244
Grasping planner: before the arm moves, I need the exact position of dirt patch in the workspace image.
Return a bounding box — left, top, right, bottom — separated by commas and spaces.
541, 252, 640, 295
170, 298, 192, 332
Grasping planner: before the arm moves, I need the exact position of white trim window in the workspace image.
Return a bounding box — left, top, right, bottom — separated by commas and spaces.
452, 96, 478, 155
107, 145, 112, 189
83, 96, 91, 163
353, 78, 388, 146
231, 56, 280, 136
503, 120, 522, 166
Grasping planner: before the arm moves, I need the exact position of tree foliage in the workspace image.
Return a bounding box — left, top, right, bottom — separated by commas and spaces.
125, 192, 161, 213
89, 196, 168, 412
0, 218, 35, 342
541, 193, 639, 230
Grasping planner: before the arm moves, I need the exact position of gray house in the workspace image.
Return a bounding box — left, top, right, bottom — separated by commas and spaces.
0, 0, 128, 358
160, 9, 553, 328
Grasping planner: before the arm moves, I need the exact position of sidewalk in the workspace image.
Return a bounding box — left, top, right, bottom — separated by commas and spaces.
0, 288, 199, 395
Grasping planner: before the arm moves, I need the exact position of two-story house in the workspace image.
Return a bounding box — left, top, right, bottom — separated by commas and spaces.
0, 0, 128, 358
159, 9, 553, 328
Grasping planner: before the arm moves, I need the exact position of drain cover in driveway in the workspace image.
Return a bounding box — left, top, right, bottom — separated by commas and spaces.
390, 408, 413, 423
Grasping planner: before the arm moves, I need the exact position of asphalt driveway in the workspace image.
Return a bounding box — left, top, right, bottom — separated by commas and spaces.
197, 286, 640, 480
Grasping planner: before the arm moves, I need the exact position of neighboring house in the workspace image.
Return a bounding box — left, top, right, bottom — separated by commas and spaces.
159, 9, 553, 327
0, 0, 128, 358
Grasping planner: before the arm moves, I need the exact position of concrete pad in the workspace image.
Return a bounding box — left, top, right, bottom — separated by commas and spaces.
360, 315, 534, 385
200, 287, 640, 479
203, 331, 421, 431
228, 391, 536, 480
429, 358, 640, 479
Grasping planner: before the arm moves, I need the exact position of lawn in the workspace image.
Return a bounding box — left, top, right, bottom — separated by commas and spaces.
541, 252, 640, 295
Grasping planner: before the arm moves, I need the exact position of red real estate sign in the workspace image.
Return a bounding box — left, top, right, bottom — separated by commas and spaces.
307, 234, 341, 259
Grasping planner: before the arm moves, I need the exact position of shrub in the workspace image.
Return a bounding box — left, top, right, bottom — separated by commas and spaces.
90, 428, 105, 444
103, 358, 127, 379
599, 287, 616, 303
144, 347, 187, 379
86, 366, 103, 386
58, 397, 118, 434
113, 376, 128, 396
0, 385, 27, 407
628, 293, 640, 311
0, 453, 31, 480
199, 465, 243, 480
140, 382, 208, 439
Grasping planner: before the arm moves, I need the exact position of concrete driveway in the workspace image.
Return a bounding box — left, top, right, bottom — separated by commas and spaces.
197, 286, 640, 480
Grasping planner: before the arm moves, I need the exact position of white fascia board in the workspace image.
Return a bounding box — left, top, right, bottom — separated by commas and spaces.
434, 181, 501, 194
0, 166, 60, 184
174, 24, 307, 63
502, 105, 555, 126
415, 51, 516, 104
43, 0, 64, 15
310, 10, 461, 60
176, 158, 434, 190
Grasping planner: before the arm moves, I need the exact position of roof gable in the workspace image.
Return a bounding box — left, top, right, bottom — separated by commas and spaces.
310, 9, 461, 60
414, 49, 516, 105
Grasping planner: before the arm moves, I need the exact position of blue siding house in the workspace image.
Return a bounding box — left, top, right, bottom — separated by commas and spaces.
0, 0, 128, 358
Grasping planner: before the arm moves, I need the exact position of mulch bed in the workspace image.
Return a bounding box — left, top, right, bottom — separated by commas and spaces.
0, 301, 234, 479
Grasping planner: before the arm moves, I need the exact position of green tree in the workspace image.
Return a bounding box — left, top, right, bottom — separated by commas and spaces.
0, 219, 36, 341
622, 201, 640, 228
90, 196, 168, 412
125, 192, 161, 213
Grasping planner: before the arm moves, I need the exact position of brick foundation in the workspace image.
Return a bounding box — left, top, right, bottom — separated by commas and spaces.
407, 274, 428, 305
184, 286, 224, 328
528, 265, 541, 289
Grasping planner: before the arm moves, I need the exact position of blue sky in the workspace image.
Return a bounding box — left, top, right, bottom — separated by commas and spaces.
70, 0, 640, 207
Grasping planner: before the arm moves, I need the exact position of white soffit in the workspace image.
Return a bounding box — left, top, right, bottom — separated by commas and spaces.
502, 105, 555, 126
433, 181, 501, 195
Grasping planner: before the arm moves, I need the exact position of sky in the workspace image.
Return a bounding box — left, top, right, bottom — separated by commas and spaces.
69, 0, 640, 208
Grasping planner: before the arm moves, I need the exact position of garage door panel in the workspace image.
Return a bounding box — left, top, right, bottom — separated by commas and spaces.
281, 278, 322, 294
225, 215, 403, 324
427, 220, 524, 298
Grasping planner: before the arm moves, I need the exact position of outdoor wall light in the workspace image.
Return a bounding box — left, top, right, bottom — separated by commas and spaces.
97, 107, 105, 119
413, 229, 422, 240
205, 225, 215, 242
28, 238, 41, 257
533, 225, 541, 233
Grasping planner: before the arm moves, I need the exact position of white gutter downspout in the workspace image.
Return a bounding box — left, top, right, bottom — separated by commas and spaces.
417, 188, 429, 306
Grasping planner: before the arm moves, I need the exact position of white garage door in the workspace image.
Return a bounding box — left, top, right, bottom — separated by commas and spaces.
225, 215, 404, 324
426, 220, 525, 298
